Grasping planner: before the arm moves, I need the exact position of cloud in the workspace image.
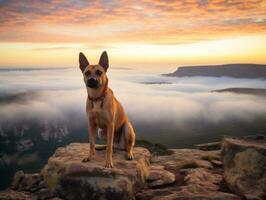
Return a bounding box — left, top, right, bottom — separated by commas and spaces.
31, 46, 72, 51
0, 0, 265, 44
0, 68, 266, 133
223, 18, 266, 25
113, 77, 266, 127
0, 67, 265, 148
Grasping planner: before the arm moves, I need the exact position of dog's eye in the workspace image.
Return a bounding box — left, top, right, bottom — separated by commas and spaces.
95, 70, 102, 76
85, 70, 91, 76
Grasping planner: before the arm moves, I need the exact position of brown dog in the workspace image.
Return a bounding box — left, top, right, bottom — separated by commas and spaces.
79, 51, 135, 168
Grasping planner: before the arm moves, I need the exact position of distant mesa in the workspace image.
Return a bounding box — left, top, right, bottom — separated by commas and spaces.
164, 64, 266, 78
212, 88, 266, 96
140, 81, 172, 85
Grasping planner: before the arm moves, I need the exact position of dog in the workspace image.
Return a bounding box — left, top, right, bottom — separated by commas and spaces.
79, 51, 135, 168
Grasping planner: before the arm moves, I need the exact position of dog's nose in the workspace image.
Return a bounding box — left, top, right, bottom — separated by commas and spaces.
86, 77, 99, 88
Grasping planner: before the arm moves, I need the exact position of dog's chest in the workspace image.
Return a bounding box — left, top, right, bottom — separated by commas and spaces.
90, 102, 107, 128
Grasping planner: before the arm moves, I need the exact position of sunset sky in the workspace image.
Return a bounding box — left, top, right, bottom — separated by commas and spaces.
0, 0, 266, 70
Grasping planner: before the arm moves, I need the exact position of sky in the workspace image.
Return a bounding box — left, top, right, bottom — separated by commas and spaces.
0, 0, 266, 70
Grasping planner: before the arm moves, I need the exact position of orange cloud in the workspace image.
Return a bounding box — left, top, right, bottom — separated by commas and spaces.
0, 0, 266, 68
0, 0, 265, 44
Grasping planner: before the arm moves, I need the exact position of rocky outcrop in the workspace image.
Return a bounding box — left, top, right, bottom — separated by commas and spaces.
0, 189, 38, 200
11, 171, 43, 192
137, 148, 240, 200
41, 143, 151, 200
221, 136, 266, 200
2, 136, 265, 200
0, 171, 58, 200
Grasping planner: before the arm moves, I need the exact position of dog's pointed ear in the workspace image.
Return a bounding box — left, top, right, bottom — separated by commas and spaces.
79, 52, 89, 72
99, 51, 109, 71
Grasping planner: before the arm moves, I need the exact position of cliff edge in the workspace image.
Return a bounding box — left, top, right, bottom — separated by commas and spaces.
0, 135, 265, 200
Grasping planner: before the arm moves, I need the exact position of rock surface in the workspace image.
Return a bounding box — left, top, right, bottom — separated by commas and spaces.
147, 165, 175, 188
0, 173, 58, 200
2, 137, 264, 200
41, 143, 151, 200
221, 137, 266, 200
137, 148, 240, 200
0, 189, 37, 200
194, 141, 221, 151
11, 171, 43, 192
150, 148, 220, 170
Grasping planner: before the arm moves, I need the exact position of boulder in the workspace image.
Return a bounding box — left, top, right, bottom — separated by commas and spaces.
41, 143, 151, 200
221, 137, 266, 200
11, 171, 44, 192
183, 168, 222, 192
147, 165, 175, 188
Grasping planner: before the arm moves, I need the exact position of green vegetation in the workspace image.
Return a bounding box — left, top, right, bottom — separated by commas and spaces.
135, 139, 173, 156
201, 154, 220, 162
179, 161, 199, 169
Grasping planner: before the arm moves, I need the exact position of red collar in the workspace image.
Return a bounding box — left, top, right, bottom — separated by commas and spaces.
88, 78, 108, 107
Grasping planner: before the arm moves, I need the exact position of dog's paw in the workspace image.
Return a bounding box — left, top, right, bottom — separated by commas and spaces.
105, 161, 114, 168
82, 156, 91, 162
126, 152, 134, 160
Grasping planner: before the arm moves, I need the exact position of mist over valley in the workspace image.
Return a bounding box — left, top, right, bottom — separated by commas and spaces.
0, 66, 266, 189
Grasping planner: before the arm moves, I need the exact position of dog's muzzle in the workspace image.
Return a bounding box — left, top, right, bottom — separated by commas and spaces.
86, 77, 99, 88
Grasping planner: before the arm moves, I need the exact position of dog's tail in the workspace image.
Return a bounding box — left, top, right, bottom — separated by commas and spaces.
95, 144, 106, 150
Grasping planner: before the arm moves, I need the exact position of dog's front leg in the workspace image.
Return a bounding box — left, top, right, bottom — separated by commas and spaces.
105, 122, 114, 168
82, 120, 96, 162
